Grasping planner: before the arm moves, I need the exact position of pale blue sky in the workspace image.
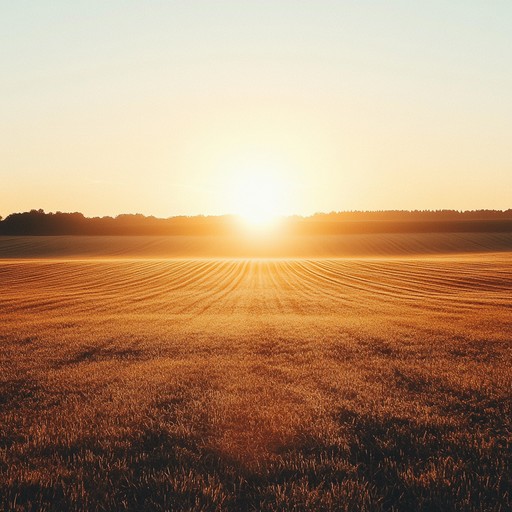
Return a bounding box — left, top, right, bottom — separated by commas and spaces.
2, 1, 511, 217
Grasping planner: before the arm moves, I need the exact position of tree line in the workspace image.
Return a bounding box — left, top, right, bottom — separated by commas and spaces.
0, 209, 511, 235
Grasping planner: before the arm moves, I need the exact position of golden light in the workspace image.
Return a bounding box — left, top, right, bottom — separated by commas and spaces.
229, 167, 288, 227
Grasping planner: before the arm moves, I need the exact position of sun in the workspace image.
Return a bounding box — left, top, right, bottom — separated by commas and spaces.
230, 169, 287, 227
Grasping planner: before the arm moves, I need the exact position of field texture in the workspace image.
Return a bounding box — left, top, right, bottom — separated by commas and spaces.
1, 232, 512, 258
1, 240, 511, 510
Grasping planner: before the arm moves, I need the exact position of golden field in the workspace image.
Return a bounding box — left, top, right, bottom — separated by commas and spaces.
0, 235, 511, 511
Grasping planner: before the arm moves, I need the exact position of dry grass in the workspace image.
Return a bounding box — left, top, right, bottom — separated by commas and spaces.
0, 250, 511, 511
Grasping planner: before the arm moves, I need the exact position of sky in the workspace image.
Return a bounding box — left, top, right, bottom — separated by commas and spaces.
1, 1, 511, 218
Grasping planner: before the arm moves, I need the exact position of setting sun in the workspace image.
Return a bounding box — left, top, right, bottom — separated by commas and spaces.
229, 167, 288, 226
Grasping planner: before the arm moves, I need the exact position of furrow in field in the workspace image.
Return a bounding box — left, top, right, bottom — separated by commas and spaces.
1, 257, 511, 324
317, 259, 512, 301
285, 260, 362, 308
359, 260, 512, 293
294, 260, 414, 302
149, 260, 250, 315
315, 260, 447, 302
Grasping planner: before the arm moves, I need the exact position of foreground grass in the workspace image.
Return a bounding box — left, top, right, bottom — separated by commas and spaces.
0, 256, 511, 511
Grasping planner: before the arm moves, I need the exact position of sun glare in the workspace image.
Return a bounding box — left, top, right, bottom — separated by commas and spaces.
230, 168, 287, 228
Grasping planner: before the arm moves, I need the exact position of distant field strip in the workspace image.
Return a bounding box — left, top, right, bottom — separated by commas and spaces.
1, 232, 512, 258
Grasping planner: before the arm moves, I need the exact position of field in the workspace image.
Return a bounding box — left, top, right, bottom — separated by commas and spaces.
0, 235, 511, 511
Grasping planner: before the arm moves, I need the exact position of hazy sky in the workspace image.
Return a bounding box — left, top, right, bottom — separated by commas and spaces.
2, 1, 511, 218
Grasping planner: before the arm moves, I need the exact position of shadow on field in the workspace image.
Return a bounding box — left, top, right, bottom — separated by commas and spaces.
331, 407, 508, 512
53, 339, 148, 368
1, 380, 510, 511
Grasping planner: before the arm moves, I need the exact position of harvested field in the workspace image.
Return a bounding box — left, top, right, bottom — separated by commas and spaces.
1, 232, 512, 259
0, 238, 511, 511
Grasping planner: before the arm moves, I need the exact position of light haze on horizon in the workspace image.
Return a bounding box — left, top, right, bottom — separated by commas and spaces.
1, 1, 511, 218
